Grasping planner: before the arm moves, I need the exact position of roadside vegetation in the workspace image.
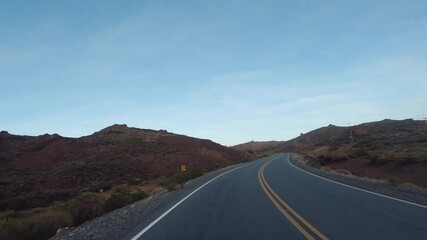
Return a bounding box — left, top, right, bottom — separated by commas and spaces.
0, 184, 148, 240
160, 167, 205, 190
239, 119, 427, 188
0, 124, 249, 240
301, 120, 427, 187
0, 164, 214, 240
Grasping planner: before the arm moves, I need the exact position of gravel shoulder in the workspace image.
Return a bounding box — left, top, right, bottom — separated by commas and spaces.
52, 161, 253, 240
289, 153, 427, 207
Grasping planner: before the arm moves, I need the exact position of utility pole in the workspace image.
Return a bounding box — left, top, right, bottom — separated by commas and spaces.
348, 122, 353, 141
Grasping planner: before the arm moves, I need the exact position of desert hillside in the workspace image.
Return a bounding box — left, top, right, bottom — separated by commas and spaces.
0, 124, 248, 190
0, 124, 250, 240
234, 119, 427, 188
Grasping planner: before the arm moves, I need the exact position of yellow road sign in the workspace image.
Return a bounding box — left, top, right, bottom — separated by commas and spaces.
181, 164, 186, 172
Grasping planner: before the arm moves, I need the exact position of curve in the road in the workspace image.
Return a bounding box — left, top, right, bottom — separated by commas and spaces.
128, 153, 427, 240
259, 158, 329, 240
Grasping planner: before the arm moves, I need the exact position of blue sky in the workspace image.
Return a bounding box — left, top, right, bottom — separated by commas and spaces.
1, 0, 426, 145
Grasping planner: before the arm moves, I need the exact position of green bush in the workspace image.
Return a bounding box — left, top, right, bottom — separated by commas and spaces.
67, 194, 104, 225
103, 192, 133, 212
161, 167, 205, 190
187, 168, 204, 180
319, 152, 348, 163
307, 158, 322, 169
0, 210, 71, 240
387, 176, 401, 186
103, 190, 148, 212
348, 148, 369, 157
131, 191, 149, 201
332, 153, 349, 162
0, 190, 77, 211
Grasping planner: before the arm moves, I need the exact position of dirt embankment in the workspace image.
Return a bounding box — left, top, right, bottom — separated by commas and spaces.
290, 153, 427, 207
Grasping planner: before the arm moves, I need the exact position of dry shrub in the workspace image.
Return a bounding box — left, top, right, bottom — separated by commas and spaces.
0, 210, 71, 240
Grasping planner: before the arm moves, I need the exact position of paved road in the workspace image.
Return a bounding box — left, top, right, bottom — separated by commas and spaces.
128, 153, 427, 240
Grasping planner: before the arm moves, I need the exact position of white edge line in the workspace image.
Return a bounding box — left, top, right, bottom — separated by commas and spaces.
130, 162, 254, 240
287, 154, 427, 209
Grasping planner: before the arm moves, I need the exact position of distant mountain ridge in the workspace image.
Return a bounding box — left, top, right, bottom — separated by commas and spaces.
232, 140, 283, 152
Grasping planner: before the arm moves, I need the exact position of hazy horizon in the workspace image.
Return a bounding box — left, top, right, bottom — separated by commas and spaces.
1, 1, 427, 145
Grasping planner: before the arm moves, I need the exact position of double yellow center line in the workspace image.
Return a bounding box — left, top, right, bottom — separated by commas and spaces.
258, 160, 329, 240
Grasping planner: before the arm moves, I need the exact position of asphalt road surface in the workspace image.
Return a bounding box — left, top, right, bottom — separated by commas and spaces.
128, 153, 427, 240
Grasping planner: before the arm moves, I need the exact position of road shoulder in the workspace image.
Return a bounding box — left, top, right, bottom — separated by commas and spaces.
53, 160, 257, 240
289, 153, 427, 207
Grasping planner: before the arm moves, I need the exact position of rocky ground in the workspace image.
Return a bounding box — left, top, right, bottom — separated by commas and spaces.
290, 153, 427, 207
52, 162, 250, 240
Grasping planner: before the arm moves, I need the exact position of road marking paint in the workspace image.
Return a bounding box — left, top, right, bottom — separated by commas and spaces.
261, 160, 329, 240
130, 161, 255, 240
258, 161, 315, 240
258, 158, 329, 240
287, 154, 427, 209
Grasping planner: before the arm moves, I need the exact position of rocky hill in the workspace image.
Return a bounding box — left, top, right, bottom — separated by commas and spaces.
0, 125, 250, 240
1, 124, 248, 193
233, 119, 427, 188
